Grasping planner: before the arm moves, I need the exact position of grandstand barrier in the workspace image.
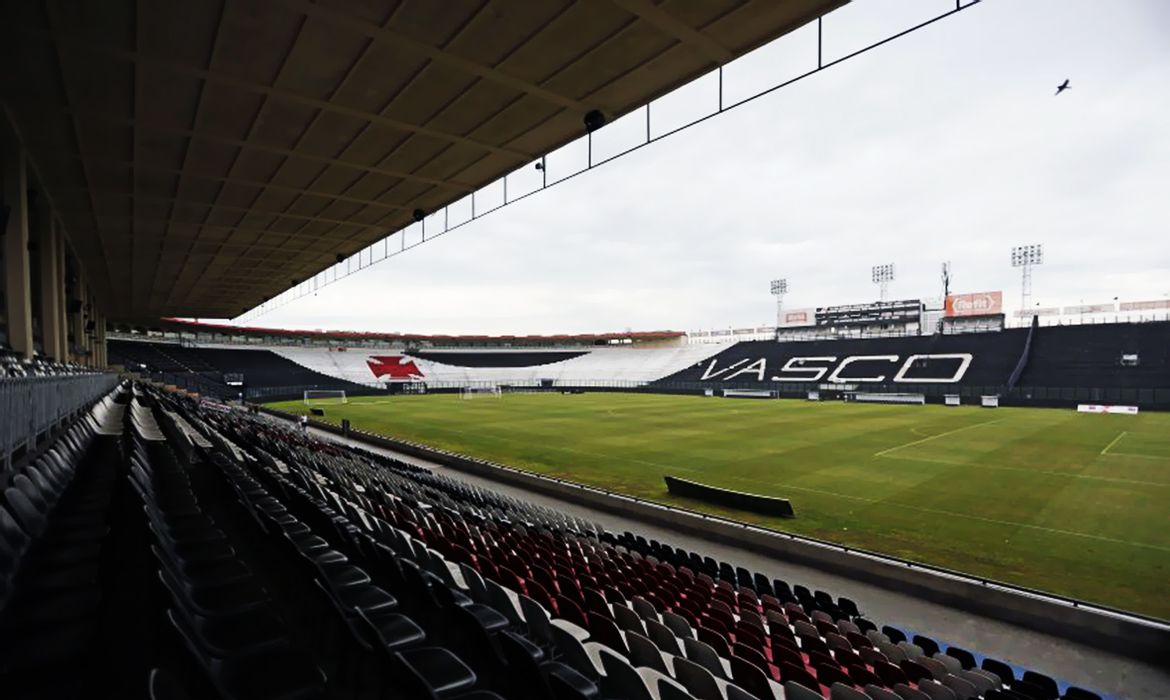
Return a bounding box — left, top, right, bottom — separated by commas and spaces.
1, 374, 120, 469
944, 394, 961, 406
663, 475, 795, 517
256, 404, 1170, 665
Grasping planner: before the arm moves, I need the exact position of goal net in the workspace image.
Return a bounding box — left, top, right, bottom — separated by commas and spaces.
304, 389, 348, 405
460, 386, 502, 400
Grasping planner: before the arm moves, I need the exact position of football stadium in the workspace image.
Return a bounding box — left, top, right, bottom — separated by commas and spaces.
1, 2, 1168, 700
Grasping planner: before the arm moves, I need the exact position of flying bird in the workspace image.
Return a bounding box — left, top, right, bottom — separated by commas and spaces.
1055, 79, 1070, 96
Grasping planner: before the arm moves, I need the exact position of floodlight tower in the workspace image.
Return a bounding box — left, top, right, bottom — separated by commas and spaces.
1011, 244, 1043, 321
770, 279, 788, 329
872, 263, 895, 302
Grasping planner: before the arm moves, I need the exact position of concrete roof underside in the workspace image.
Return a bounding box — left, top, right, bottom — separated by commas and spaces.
2, 0, 844, 323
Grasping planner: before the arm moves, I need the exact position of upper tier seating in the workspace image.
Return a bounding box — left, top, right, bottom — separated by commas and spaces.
0, 379, 1113, 698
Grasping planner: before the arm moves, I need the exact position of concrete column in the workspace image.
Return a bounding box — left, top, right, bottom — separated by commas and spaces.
56, 218, 68, 360
3, 147, 33, 359
70, 269, 86, 364
38, 212, 64, 360
94, 311, 106, 368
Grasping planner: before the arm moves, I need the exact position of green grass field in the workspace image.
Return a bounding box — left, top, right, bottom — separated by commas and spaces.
267, 392, 1170, 619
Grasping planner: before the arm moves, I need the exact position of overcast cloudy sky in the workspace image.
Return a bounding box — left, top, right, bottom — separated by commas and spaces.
248, 0, 1170, 335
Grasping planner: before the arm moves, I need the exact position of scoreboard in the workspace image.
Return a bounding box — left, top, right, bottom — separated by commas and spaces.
816, 300, 922, 327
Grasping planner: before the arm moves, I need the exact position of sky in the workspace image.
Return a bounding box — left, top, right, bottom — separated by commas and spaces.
246, 0, 1170, 335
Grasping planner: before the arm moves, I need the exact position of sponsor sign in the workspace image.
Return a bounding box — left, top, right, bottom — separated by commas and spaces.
778, 308, 817, 328
1013, 307, 1060, 318
945, 291, 1003, 318
367, 355, 425, 380
816, 300, 922, 327
1063, 303, 1114, 315
1077, 404, 1139, 415
1120, 300, 1170, 312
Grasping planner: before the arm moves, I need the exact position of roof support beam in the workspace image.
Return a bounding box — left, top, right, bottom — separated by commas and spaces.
11, 26, 534, 161
277, 0, 587, 113
605, 0, 733, 64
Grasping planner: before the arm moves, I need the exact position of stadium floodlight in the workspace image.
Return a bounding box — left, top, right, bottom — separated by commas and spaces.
872, 263, 895, 301
770, 279, 788, 332
1011, 244, 1044, 323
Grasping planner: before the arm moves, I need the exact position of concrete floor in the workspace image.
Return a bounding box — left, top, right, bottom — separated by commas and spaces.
301, 424, 1170, 699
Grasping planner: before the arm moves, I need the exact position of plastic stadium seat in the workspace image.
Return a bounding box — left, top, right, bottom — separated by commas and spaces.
656, 675, 694, 700
672, 656, 724, 700
981, 658, 1016, 684
644, 618, 683, 656
1022, 671, 1060, 700
598, 646, 654, 700
730, 655, 775, 700
943, 673, 979, 700
784, 680, 824, 700
626, 631, 670, 674
866, 686, 904, 700
545, 664, 601, 700
587, 610, 628, 656
519, 594, 556, 649
916, 679, 958, 700
683, 636, 729, 680
390, 646, 479, 699
831, 682, 872, 700
893, 683, 932, 700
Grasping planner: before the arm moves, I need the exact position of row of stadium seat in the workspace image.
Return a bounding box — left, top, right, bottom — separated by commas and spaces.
0, 379, 1110, 699
194, 393, 1104, 700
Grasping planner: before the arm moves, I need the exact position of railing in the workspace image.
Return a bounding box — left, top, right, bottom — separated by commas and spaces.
0, 373, 119, 466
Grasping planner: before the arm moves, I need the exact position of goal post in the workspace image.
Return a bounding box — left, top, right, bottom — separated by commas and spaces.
304, 389, 348, 405
460, 385, 502, 400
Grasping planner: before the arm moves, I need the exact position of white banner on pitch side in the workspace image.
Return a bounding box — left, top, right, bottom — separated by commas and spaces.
1077, 404, 1140, 415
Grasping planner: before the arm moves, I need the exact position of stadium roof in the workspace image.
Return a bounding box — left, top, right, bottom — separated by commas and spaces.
150, 317, 684, 345
3, 0, 844, 323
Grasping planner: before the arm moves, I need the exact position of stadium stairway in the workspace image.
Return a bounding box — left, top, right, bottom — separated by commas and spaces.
2, 379, 1146, 698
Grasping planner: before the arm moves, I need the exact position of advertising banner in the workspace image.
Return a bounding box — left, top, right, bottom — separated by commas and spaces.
1120, 300, 1170, 311
945, 291, 1003, 318
1063, 303, 1115, 315
777, 308, 816, 328
1077, 404, 1139, 415
1013, 307, 1060, 318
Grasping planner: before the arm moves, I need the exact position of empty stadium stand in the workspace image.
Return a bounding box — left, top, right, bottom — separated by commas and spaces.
109, 341, 366, 400
3, 378, 1126, 698
110, 322, 1170, 409
653, 322, 1170, 408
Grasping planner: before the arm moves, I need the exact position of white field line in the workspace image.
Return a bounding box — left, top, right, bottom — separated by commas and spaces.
875, 452, 1170, 488
1100, 430, 1128, 456
295, 410, 1170, 553
873, 418, 1004, 457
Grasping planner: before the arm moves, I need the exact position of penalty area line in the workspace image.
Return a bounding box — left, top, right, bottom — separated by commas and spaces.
1100, 430, 1127, 456
873, 418, 1004, 458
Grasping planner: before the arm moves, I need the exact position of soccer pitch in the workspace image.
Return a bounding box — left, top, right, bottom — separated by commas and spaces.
266, 392, 1170, 619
